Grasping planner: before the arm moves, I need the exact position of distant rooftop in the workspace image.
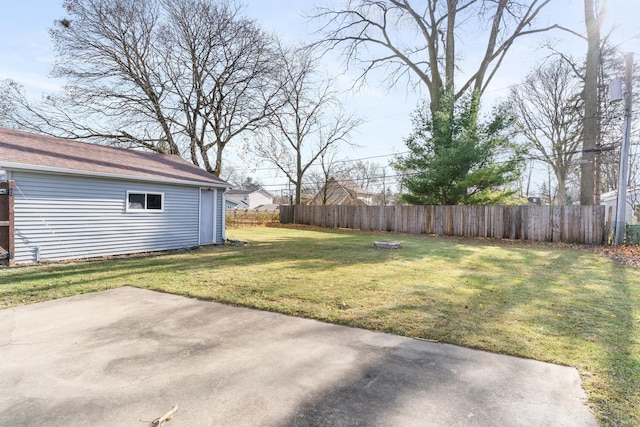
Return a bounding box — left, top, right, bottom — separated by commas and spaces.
227, 188, 273, 197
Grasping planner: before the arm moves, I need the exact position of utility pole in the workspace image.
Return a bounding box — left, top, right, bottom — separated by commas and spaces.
614, 53, 634, 246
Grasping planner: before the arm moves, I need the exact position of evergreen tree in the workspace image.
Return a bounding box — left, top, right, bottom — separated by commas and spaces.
394, 90, 523, 205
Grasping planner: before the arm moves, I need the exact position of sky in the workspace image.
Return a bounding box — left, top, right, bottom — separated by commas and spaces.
1, 0, 639, 195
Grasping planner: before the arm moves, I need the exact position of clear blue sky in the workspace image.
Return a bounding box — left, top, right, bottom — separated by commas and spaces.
1, 0, 639, 192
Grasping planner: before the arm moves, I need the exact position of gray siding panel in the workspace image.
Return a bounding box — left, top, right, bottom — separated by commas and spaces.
12, 171, 204, 263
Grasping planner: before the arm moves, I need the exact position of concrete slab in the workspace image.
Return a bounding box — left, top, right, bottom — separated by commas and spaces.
0, 287, 598, 426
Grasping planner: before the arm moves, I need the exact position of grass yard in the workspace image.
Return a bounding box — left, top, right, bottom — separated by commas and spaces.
1, 226, 639, 426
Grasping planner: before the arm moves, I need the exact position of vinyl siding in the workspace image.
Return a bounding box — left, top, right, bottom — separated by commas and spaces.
12, 171, 207, 264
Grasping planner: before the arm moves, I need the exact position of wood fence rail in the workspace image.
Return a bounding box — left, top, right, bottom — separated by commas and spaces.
279, 204, 608, 245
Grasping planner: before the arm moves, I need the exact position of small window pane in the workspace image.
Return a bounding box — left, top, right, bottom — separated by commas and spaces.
147, 194, 162, 210
128, 193, 145, 209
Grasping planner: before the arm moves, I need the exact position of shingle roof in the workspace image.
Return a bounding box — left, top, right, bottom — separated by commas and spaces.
0, 127, 229, 187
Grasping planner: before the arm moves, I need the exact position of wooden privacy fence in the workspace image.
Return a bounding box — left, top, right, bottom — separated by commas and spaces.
279, 204, 607, 245
226, 209, 280, 228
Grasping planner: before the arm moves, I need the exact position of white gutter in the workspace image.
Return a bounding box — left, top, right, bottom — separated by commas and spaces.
0, 162, 232, 189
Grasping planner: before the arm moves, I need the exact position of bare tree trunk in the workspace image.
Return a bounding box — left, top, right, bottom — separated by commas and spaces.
526, 160, 533, 198
213, 144, 224, 177
595, 153, 601, 204
295, 149, 303, 205
555, 170, 567, 205
580, 0, 601, 205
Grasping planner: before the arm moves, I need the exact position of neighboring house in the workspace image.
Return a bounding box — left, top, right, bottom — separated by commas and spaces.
224, 198, 245, 210
308, 177, 377, 206
0, 127, 231, 265
601, 187, 640, 224
225, 189, 273, 210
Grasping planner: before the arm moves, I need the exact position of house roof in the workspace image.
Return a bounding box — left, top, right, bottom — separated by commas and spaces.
227, 188, 274, 197
601, 187, 640, 203
227, 189, 252, 196
309, 177, 374, 205
0, 127, 230, 188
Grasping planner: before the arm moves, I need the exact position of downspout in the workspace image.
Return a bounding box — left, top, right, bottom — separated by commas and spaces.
222, 187, 228, 241
213, 188, 218, 244
197, 188, 202, 246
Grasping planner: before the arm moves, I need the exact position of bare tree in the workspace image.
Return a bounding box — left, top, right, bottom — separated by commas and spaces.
311, 0, 555, 112
1, 0, 281, 177
580, 0, 607, 204
238, 177, 263, 191
543, 35, 639, 204
345, 160, 383, 193
252, 46, 362, 204
0, 83, 13, 121
596, 45, 640, 195
341, 160, 388, 203
306, 146, 346, 205
218, 164, 242, 187
510, 57, 583, 205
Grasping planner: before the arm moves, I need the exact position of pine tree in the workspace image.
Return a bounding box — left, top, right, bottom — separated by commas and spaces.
394, 90, 523, 205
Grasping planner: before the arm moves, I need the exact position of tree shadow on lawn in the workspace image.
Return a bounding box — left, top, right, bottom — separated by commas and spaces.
0, 228, 590, 312
0, 262, 168, 307
230, 227, 479, 267
3, 227, 637, 424
2, 226, 475, 276
278, 316, 593, 427
522, 261, 640, 426
377, 245, 640, 426
347, 244, 639, 425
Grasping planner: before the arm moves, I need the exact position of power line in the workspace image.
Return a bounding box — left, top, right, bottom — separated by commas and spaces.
256, 151, 617, 191
228, 150, 410, 173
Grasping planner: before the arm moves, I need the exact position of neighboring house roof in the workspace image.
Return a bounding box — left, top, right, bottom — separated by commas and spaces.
0, 127, 230, 188
309, 177, 375, 205
226, 200, 250, 209
255, 203, 279, 211
226, 202, 279, 211
601, 188, 640, 203
226, 188, 274, 198
225, 188, 274, 210
226, 189, 252, 196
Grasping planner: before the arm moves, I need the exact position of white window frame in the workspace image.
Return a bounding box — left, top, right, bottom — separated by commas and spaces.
126, 191, 165, 213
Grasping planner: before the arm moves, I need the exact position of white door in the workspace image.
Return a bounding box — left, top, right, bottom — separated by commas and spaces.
199, 189, 214, 244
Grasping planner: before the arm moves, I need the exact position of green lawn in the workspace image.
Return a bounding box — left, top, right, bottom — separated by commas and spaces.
1, 226, 639, 426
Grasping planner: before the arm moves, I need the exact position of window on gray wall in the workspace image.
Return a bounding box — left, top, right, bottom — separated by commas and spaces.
127, 191, 164, 212
147, 194, 162, 210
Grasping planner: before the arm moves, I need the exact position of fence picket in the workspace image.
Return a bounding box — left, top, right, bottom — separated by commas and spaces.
279, 204, 606, 244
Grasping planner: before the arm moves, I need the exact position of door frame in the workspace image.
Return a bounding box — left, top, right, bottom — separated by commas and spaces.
198, 188, 217, 245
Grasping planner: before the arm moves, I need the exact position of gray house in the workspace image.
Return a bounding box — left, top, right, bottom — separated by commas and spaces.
0, 128, 230, 264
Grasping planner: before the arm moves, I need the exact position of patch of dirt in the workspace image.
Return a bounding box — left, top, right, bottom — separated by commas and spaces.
594, 245, 640, 268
